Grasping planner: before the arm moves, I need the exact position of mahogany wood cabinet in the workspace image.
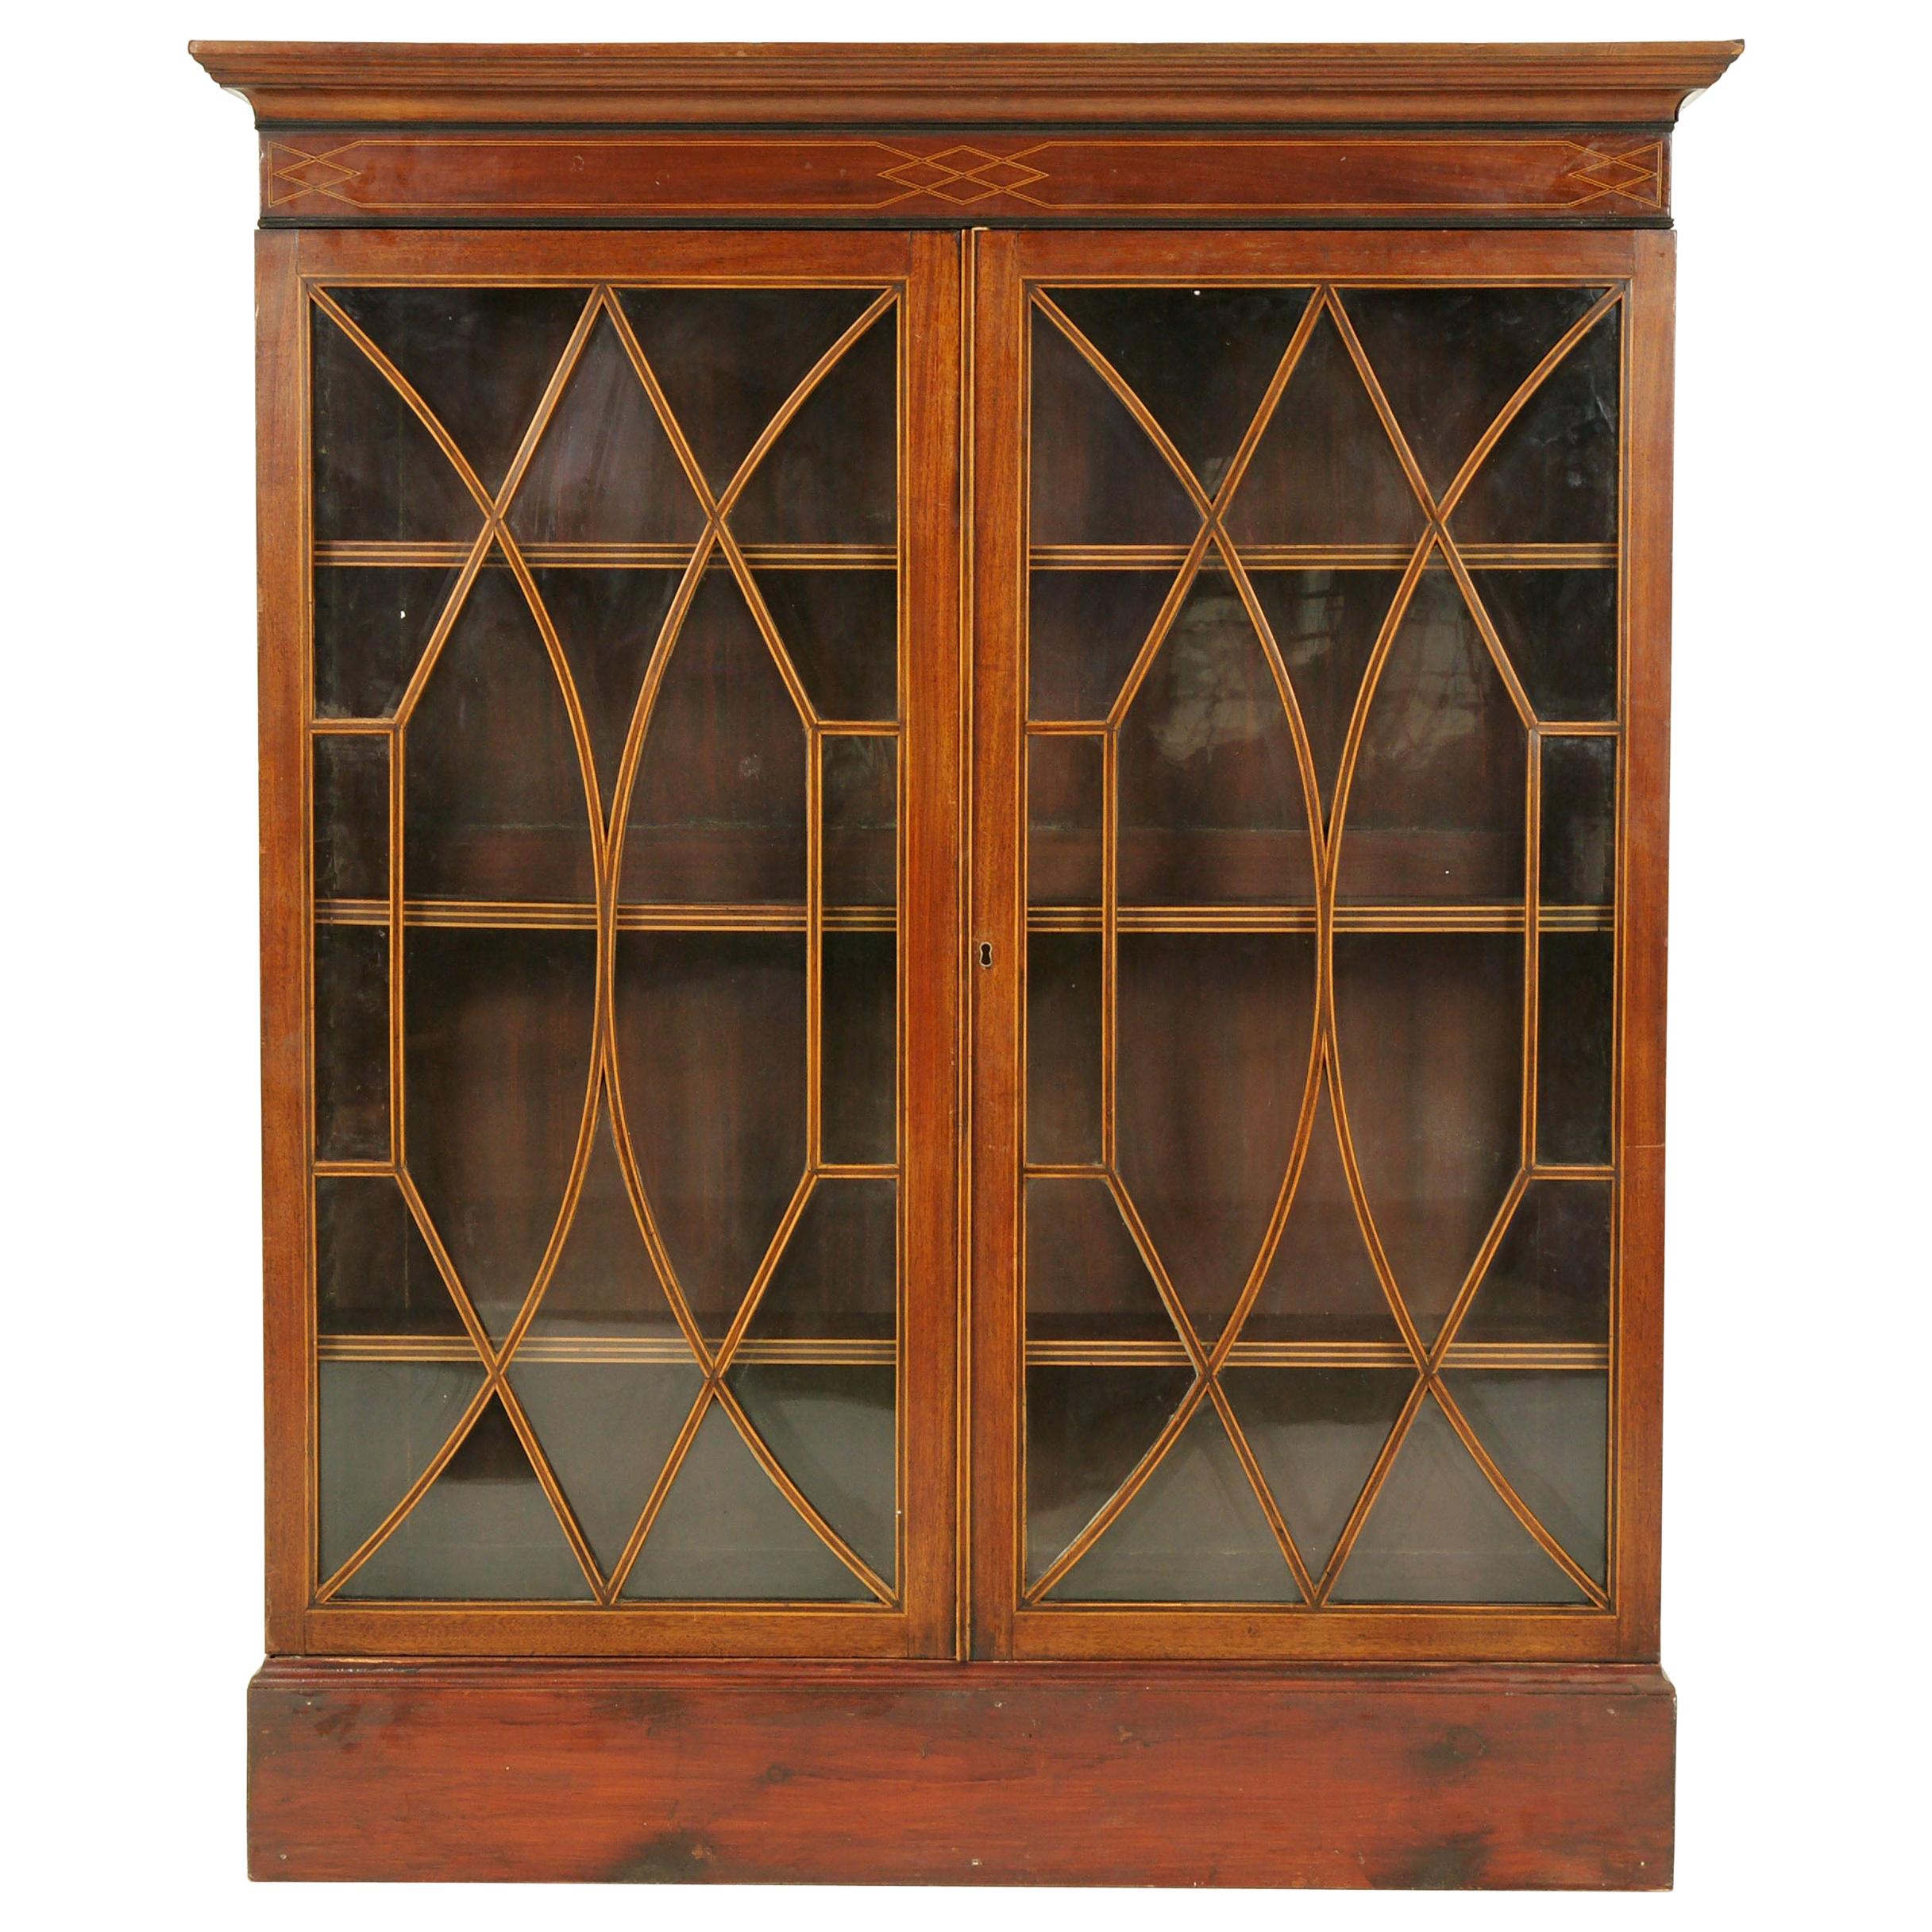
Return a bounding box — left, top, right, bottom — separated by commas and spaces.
192, 39, 1740, 1888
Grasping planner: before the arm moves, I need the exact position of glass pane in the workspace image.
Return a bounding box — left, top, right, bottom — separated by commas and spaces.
823, 933, 896, 1167
1047, 1406, 1298, 1603
1444, 1370, 1608, 1587
531, 568, 683, 821
1538, 932, 1615, 1166
403, 927, 596, 1340
1458, 1179, 1613, 1346
318, 1361, 482, 1579
1333, 933, 1521, 1338
404, 568, 596, 904
823, 735, 896, 907
1338, 287, 1604, 503
1118, 579, 1313, 906
1247, 569, 1404, 819
727, 313, 897, 546
750, 1178, 897, 1340
505, 312, 704, 546
620, 569, 807, 905
1030, 310, 1197, 545
1224, 1367, 1415, 1575
729, 1363, 897, 1583
1248, 1080, 1402, 1344
1338, 572, 1526, 904
616, 287, 881, 498
1026, 932, 1102, 1167
1453, 307, 1621, 544
525, 1105, 677, 1340
314, 734, 388, 903
315, 1174, 461, 1336
1028, 571, 1174, 725
1469, 569, 1618, 724
341, 1394, 594, 1601
1028, 734, 1103, 905
758, 569, 898, 723
619, 1402, 867, 1600
1026, 1175, 1173, 1345
1224, 307, 1424, 546
1047, 287, 1314, 494
314, 565, 462, 721
614, 931, 807, 1342
1116, 933, 1317, 1340
326, 286, 588, 499
311, 308, 480, 542
1542, 735, 1618, 905
314, 923, 388, 1163
508, 1361, 701, 1573
1330, 1398, 1585, 1604
1025, 1366, 1194, 1588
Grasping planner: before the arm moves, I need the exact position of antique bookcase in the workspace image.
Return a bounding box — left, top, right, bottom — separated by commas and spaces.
191, 39, 1739, 1888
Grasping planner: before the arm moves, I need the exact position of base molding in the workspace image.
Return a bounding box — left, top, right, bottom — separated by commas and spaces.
249, 1656, 1674, 1887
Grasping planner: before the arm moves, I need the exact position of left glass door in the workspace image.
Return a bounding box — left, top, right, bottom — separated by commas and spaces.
264, 230, 959, 1656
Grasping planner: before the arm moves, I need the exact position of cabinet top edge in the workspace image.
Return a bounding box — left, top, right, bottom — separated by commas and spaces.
187, 39, 1743, 129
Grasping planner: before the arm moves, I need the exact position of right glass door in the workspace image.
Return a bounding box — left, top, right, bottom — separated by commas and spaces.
972, 229, 1664, 1660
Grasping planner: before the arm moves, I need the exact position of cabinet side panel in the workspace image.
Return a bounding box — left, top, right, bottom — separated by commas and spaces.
1614, 230, 1675, 1656
257, 229, 313, 1652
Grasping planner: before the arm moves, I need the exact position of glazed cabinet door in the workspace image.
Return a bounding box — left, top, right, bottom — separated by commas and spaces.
970, 229, 1669, 1660
262, 230, 960, 1656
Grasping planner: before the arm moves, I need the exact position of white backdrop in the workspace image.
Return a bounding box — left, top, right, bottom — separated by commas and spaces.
8, 2, 1923, 1919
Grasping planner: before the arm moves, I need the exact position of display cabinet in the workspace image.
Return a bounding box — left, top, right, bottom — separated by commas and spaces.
192, 38, 1739, 1888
